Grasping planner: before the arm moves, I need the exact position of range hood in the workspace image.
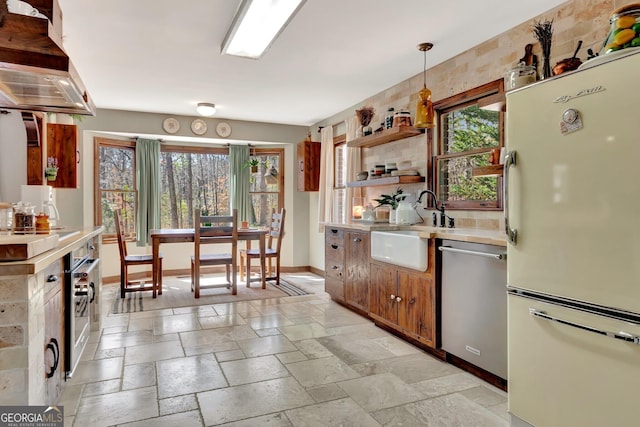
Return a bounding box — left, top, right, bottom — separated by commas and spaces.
0, 0, 95, 115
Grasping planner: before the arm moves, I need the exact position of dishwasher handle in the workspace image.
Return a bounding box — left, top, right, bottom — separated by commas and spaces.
439, 245, 506, 261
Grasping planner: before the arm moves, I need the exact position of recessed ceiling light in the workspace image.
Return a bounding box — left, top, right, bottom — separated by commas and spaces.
196, 102, 216, 116
221, 0, 306, 59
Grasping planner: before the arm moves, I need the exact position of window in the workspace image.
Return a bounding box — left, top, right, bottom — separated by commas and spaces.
333, 135, 347, 223
247, 148, 284, 226
95, 138, 136, 240
434, 80, 504, 210
96, 138, 283, 239
160, 145, 230, 229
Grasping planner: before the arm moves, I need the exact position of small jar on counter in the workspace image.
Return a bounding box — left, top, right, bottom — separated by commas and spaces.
13, 202, 35, 235
36, 213, 51, 234
0, 202, 11, 235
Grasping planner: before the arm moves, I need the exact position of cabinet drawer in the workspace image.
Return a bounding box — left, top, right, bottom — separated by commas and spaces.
325, 278, 344, 301
325, 242, 345, 264
325, 262, 345, 281
43, 258, 63, 300
325, 228, 344, 244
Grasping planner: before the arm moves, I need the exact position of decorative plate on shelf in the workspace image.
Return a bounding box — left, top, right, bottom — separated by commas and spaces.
190, 119, 207, 135
216, 122, 232, 138
162, 117, 180, 134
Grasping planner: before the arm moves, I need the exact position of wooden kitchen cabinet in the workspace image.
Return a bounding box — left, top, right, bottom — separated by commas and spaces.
324, 227, 345, 301
297, 139, 320, 191
370, 239, 437, 348
43, 258, 65, 404
344, 230, 369, 312
47, 123, 78, 188
325, 227, 370, 314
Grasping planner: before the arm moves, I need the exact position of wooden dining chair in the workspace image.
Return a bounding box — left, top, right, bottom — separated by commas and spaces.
191, 209, 238, 298
240, 208, 286, 287
114, 209, 162, 298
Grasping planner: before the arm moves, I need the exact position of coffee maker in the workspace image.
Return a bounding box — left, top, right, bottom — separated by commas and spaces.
20, 185, 60, 226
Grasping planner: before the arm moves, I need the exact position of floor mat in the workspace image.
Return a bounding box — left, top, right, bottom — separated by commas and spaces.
268, 279, 309, 296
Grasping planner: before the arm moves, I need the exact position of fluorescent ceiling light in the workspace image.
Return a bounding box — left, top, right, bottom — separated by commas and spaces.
196, 102, 216, 116
221, 0, 306, 59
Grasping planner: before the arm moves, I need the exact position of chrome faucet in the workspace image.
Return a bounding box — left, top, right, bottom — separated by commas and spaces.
416, 190, 452, 228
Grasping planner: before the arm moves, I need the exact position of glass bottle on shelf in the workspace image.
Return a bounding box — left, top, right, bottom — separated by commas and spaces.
385, 108, 395, 129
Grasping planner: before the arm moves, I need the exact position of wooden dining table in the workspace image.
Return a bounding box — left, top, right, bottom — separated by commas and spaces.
149, 228, 268, 297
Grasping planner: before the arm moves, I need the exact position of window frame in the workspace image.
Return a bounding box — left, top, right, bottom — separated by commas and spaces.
247, 147, 285, 218
332, 133, 347, 223
94, 137, 137, 242
433, 79, 505, 210
95, 139, 285, 241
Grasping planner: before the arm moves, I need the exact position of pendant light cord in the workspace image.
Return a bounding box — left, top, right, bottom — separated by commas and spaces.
423, 49, 427, 88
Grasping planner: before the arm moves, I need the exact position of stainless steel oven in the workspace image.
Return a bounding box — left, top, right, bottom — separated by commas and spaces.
65, 242, 99, 378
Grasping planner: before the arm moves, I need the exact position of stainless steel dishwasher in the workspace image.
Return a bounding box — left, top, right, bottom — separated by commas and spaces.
439, 239, 507, 379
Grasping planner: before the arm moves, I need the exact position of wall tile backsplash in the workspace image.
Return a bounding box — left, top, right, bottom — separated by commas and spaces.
320, 0, 622, 231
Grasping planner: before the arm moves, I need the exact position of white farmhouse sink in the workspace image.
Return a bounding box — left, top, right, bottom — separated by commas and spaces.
371, 230, 429, 271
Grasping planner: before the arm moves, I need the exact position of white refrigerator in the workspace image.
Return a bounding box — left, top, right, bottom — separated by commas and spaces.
505, 50, 640, 427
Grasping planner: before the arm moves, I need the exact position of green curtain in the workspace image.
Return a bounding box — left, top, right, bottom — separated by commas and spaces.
135, 138, 161, 246
229, 145, 250, 223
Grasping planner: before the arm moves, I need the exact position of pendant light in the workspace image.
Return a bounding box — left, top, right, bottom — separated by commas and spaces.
414, 42, 435, 129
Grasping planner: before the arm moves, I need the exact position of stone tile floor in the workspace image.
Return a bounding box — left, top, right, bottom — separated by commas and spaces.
60, 273, 508, 426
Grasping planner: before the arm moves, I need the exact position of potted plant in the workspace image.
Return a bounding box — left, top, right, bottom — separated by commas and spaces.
45, 157, 58, 181
243, 158, 260, 173
373, 187, 406, 223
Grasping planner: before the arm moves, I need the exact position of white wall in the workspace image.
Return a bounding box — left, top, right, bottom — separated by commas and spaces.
74, 109, 309, 278
0, 111, 28, 202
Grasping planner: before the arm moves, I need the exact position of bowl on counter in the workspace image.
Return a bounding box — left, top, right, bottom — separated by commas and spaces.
356, 171, 369, 181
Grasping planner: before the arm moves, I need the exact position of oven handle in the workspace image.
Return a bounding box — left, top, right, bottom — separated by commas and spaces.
45, 337, 59, 378
75, 258, 100, 281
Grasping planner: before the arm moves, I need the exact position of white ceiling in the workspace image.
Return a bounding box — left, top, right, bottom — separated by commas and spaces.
57, 0, 567, 127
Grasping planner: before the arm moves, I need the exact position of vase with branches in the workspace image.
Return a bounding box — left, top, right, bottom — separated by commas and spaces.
356, 106, 375, 137
532, 19, 554, 79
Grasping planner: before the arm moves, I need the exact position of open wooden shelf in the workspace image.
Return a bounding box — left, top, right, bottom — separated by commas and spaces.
346, 126, 424, 148
347, 175, 425, 187
472, 164, 503, 177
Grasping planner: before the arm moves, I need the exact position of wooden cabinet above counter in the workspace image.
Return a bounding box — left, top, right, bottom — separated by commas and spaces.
27, 123, 79, 187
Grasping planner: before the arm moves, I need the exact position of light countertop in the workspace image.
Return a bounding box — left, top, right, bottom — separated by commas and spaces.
325, 222, 506, 247
0, 226, 103, 275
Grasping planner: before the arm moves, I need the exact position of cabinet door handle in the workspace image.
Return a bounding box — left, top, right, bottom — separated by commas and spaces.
45, 337, 59, 378
89, 281, 96, 303
299, 160, 304, 172
76, 150, 80, 164
395, 296, 402, 303
47, 274, 58, 283
331, 244, 338, 249
390, 294, 396, 300
353, 237, 361, 242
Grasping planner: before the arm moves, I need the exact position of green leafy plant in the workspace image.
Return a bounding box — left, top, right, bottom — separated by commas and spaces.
373, 187, 406, 209
242, 158, 260, 169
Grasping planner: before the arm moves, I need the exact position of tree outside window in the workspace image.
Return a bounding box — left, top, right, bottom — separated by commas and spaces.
247, 149, 284, 226
96, 139, 283, 239
434, 80, 504, 210
95, 138, 136, 239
